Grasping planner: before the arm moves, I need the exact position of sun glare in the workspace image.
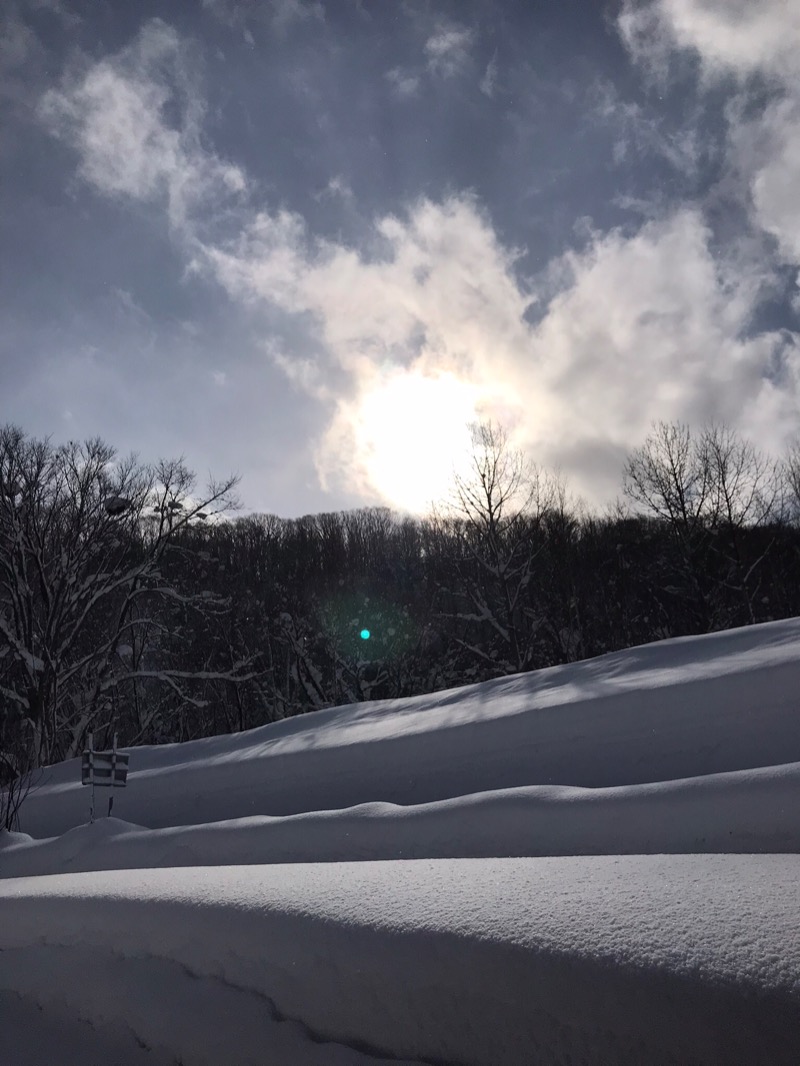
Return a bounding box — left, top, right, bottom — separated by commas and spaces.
357, 371, 479, 514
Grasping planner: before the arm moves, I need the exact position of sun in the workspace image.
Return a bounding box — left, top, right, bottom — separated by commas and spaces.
356, 371, 479, 514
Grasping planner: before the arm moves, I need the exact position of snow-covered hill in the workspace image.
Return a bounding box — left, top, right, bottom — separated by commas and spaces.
2, 619, 800, 1064
16, 616, 800, 839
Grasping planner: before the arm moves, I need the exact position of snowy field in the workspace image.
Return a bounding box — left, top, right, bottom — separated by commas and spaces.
2, 619, 800, 1063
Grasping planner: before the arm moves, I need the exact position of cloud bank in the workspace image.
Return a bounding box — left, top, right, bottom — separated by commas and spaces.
36, 10, 800, 512
619, 0, 800, 290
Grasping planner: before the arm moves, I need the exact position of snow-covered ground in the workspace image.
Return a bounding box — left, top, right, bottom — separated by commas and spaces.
2, 619, 800, 1063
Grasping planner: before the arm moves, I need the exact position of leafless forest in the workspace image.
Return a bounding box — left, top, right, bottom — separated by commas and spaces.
3, 419, 800, 815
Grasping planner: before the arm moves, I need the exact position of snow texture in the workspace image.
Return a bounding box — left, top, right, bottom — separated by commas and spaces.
2, 857, 800, 1065
16, 616, 800, 839
1, 618, 800, 1063
2, 759, 800, 879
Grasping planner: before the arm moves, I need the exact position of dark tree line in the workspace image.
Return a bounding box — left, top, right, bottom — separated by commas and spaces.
3, 418, 800, 825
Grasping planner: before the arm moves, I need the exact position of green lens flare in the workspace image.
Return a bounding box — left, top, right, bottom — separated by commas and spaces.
360, 629, 371, 640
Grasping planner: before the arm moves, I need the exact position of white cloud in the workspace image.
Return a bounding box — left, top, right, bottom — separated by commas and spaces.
315, 175, 354, 203
204, 208, 310, 314
594, 80, 702, 176
40, 17, 800, 511
728, 94, 800, 269
618, 1, 800, 316
202, 194, 800, 506
38, 19, 246, 230
424, 23, 473, 79
386, 67, 420, 99
619, 0, 800, 86
112, 287, 153, 327
528, 211, 798, 470
480, 53, 498, 98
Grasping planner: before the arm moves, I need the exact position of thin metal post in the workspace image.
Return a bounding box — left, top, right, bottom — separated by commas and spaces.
108, 732, 118, 819
87, 731, 95, 824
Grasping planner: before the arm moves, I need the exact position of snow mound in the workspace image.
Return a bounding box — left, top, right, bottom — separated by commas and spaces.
18, 617, 800, 838
0, 829, 34, 850
4, 619, 800, 1063
3, 762, 799, 878
1, 857, 799, 1066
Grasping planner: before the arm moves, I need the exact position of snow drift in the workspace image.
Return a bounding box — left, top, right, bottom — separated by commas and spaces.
2, 856, 799, 1066
2, 759, 800, 879
16, 617, 800, 839
2, 619, 800, 1064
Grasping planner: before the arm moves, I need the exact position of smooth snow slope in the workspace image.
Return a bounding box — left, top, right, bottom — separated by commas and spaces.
3, 620, 800, 1065
17, 617, 800, 837
3, 760, 800, 878
1, 857, 799, 1066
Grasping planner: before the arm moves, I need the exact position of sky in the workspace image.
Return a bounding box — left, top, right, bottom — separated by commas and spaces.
2, 0, 799, 517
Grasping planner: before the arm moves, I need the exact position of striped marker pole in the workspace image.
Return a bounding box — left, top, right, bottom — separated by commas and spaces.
81, 731, 130, 823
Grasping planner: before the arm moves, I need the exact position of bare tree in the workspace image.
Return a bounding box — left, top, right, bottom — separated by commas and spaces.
699, 424, 780, 622
0, 425, 252, 770
623, 421, 712, 536
438, 421, 564, 674
623, 420, 783, 631
0, 736, 40, 831
623, 421, 715, 630
782, 439, 800, 525
701, 424, 778, 530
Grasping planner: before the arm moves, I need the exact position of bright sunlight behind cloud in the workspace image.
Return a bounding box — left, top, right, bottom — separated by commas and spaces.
11, 2, 800, 514
323, 371, 480, 513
